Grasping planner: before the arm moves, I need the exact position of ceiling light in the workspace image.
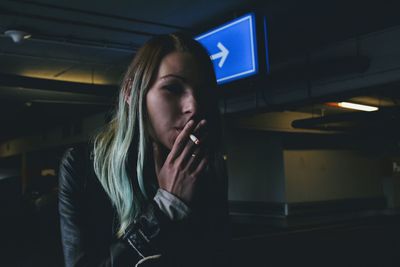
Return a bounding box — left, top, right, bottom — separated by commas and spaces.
4, 30, 31, 44
333, 101, 378, 112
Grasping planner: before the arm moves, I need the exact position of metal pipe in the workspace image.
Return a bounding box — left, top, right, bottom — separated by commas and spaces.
0, 48, 124, 66
8, 0, 189, 30
0, 7, 158, 37
26, 35, 136, 53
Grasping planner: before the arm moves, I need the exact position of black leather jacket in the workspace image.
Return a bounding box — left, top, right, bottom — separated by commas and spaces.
58, 145, 230, 267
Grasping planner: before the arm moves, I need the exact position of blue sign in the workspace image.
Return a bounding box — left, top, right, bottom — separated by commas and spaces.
195, 13, 258, 84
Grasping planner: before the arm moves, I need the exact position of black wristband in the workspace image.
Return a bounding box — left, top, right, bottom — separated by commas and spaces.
122, 202, 165, 258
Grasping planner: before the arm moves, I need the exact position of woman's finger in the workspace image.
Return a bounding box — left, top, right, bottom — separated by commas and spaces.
186, 146, 204, 171
192, 155, 209, 177
190, 119, 207, 143
169, 119, 206, 162
168, 120, 196, 161
179, 130, 208, 168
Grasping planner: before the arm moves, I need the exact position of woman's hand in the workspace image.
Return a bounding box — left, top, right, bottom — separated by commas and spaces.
152, 119, 209, 205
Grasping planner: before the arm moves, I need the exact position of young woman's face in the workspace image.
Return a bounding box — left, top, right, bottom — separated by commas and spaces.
146, 51, 207, 150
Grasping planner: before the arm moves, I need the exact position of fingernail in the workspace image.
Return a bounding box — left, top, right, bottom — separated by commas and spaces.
198, 120, 206, 127
188, 120, 194, 126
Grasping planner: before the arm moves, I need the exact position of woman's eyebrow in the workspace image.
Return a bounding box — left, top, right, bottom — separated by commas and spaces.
160, 74, 186, 82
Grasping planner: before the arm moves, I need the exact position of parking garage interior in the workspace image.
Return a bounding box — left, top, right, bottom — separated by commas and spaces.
1, 0, 400, 266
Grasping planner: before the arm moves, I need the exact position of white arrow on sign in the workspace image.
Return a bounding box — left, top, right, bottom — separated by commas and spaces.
210, 42, 229, 68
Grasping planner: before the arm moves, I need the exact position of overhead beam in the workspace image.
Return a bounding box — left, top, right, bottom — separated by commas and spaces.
0, 73, 118, 97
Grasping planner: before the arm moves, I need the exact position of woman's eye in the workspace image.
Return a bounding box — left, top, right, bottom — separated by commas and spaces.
164, 84, 183, 93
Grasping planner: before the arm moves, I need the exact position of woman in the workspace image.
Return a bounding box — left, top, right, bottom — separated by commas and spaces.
58, 33, 229, 267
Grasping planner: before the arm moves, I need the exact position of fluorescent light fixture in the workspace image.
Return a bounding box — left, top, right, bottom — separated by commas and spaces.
337, 102, 378, 112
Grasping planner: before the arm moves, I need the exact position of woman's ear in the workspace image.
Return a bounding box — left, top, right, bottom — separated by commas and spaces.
124, 79, 133, 106
125, 93, 132, 106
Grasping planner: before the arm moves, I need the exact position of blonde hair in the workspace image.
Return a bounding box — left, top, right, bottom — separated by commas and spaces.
92, 33, 226, 237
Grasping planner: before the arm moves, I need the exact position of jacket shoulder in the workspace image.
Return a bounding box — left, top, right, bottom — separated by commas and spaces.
59, 144, 92, 193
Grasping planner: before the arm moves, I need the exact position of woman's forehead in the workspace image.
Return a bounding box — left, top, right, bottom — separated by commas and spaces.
157, 52, 201, 82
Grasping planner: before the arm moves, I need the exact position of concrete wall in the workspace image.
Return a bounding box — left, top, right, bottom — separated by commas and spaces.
224, 129, 286, 203
0, 112, 107, 157
284, 150, 385, 203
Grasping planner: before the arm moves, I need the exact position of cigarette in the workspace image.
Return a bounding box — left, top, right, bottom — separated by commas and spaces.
189, 134, 200, 145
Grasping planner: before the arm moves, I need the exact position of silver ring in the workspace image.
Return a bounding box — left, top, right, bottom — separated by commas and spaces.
191, 153, 196, 158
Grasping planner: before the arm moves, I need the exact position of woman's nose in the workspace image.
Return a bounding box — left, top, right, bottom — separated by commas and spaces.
182, 92, 199, 116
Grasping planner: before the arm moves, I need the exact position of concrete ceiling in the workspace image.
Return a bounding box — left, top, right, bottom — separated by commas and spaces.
1, 0, 400, 142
